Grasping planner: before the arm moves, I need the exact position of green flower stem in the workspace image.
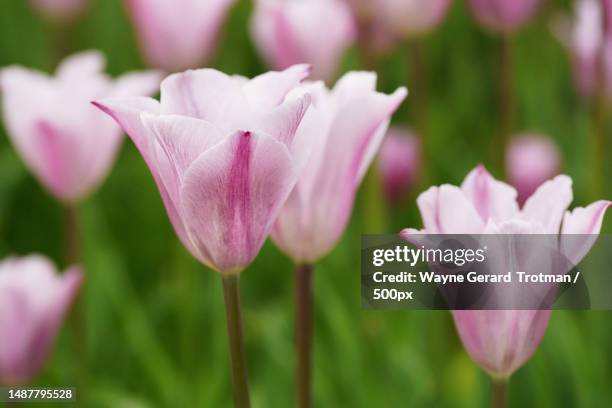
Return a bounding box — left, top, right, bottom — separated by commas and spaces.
407, 39, 430, 187
362, 165, 389, 233
589, 91, 606, 200
63, 204, 87, 405
497, 34, 515, 174
490, 378, 508, 408
295, 263, 314, 408
221, 274, 251, 408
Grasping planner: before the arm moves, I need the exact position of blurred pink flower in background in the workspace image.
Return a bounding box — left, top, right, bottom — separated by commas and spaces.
95, 65, 312, 274
377, 0, 452, 39
506, 133, 561, 206
29, 0, 90, 23
378, 127, 421, 206
251, 0, 356, 81
0, 51, 160, 204
0, 255, 82, 386
552, 0, 612, 98
124, 0, 236, 72
271, 73, 407, 263
402, 165, 610, 377
467, 0, 543, 33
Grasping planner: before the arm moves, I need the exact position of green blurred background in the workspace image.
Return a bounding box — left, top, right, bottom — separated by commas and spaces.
0, 0, 610, 406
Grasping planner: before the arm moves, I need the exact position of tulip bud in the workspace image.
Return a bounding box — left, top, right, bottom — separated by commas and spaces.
29, 0, 90, 23
552, 0, 605, 98
506, 133, 561, 206
251, 0, 356, 81
124, 0, 236, 72
467, 0, 543, 33
0, 51, 160, 204
0, 255, 82, 386
378, 127, 421, 206
378, 0, 452, 39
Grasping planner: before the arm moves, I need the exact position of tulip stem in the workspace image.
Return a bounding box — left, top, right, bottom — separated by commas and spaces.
407, 39, 430, 186
355, 15, 377, 71
490, 378, 508, 408
63, 205, 80, 264
48, 22, 74, 69
63, 204, 87, 405
221, 274, 251, 408
295, 263, 314, 408
589, 89, 606, 200
497, 34, 514, 174
355, 16, 387, 233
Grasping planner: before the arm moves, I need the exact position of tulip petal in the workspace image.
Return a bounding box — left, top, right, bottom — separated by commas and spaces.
160, 69, 242, 119
92, 97, 160, 160
142, 114, 226, 196
290, 87, 405, 255
506, 134, 561, 205
398, 228, 429, 249
560, 200, 611, 265
521, 175, 573, 233
255, 94, 311, 148
125, 0, 235, 72
92, 97, 195, 256
56, 50, 105, 79
250, 0, 354, 81
180, 131, 295, 273
243, 64, 311, 109
452, 309, 551, 378
355, 88, 408, 182
461, 165, 519, 223
30, 266, 83, 381
0, 256, 83, 385
33, 120, 81, 201
333, 71, 377, 97
378, 128, 421, 205
416, 185, 485, 234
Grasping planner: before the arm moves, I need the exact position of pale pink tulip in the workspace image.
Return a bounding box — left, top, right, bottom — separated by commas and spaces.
552, 0, 612, 98
0, 255, 82, 386
29, 0, 90, 23
271, 72, 407, 263
506, 133, 561, 206
377, 0, 452, 38
251, 0, 356, 81
401, 165, 610, 377
124, 0, 236, 72
467, 0, 543, 33
94, 65, 312, 274
0, 51, 160, 204
378, 127, 421, 206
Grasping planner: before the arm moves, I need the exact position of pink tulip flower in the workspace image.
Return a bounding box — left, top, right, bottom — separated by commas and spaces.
377, 0, 452, 38
552, 0, 612, 98
251, 0, 356, 81
0, 51, 160, 204
467, 0, 543, 33
29, 0, 90, 23
94, 65, 313, 274
271, 72, 407, 264
124, 0, 236, 72
401, 165, 610, 377
378, 127, 421, 206
506, 133, 561, 206
0, 255, 82, 386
